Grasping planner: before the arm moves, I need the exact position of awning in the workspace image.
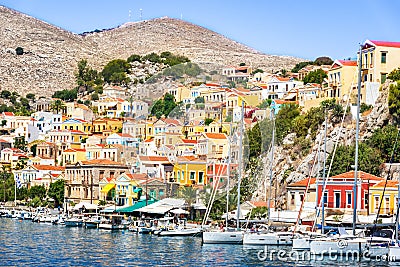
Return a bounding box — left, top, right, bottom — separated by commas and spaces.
135, 198, 186, 214
133, 188, 142, 193
73, 202, 98, 210
116, 199, 157, 213
101, 183, 115, 193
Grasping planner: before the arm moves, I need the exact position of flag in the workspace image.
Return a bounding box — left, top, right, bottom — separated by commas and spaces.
14, 174, 22, 189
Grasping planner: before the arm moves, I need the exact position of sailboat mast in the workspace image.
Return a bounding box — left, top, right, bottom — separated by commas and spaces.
236, 101, 245, 231
321, 110, 328, 234
267, 107, 275, 223
353, 44, 363, 236
226, 123, 232, 228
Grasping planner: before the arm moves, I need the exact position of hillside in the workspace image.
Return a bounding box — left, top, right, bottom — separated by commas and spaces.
0, 6, 302, 97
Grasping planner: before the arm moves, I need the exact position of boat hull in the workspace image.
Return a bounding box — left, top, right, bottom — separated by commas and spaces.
292, 237, 311, 250
310, 239, 366, 255
243, 233, 292, 246
202, 231, 243, 244
158, 228, 202, 237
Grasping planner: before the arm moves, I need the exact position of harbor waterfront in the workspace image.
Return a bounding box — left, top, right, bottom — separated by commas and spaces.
0, 217, 396, 267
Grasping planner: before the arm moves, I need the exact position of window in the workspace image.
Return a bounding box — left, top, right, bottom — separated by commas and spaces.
346, 191, 352, 207
381, 52, 387, 64
334, 192, 340, 208
381, 73, 387, 84
181, 171, 184, 181
198, 172, 204, 184
370, 74, 373, 82
189, 171, 196, 180
323, 192, 328, 207
159, 189, 164, 197
375, 196, 380, 213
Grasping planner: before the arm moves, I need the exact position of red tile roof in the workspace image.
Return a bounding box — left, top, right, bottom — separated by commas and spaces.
372, 180, 398, 188
80, 159, 124, 165
138, 156, 169, 162
288, 177, 316, 187
34, 165, 65, 171
126, 173, 148, 180
249, 201, 268, 207
117, 133, 133, 138
369, 40, 400, 48
204, 133, 227, 139
338, 60, 357, 67
181, 139, 197, 144
3, 112, 14, 116
330, 171, 383, 181
64, 148, 86, 153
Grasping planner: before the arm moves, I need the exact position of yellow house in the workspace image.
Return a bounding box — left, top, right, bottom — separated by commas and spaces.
328, 60, 358, 102
197, 132, 228, 159
62, 148, 87, 166
70, 130, 90, 148
369, 180, 398, 216
145, 118, 157, 139
115, 173, 142, 206
92, 118, 123, 134
167, 85, 191, 102
183, 120, 205, 139
62, 118, 92, 133
358, 40, 400, 104
173, 156, 207, 186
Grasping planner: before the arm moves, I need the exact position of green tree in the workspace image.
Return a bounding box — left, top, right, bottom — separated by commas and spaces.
101, 59, 131, 84
26, 93, 35, 100
257, 99, 272, 109
291, 61, 313, 73
275, 104, 301, 144
1, 120, 6, 127
47, 180, 64, 208
14, 136, 27, 151
205, 118, 214, 126
389, 82, 400, 122
127, 54, 142, 63
303, 69, 327, 84
75, 59, 102, 91
91, 92, 99, 101
15, 47, 24, 55
50, 99, 66, 114
388, 68, 400, 81
28, 185, 47, 200
251, 68, 264, 75
52, 89, 78, 102
143, 52, 161, 63
178, 186, 197, 220
1, 90, 11, 99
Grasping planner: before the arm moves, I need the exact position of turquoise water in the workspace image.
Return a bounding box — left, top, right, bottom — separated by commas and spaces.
0, 218, 395, 266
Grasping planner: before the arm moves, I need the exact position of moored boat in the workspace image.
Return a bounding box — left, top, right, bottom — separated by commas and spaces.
202, 230, 243, 244
158, 227, 202, 237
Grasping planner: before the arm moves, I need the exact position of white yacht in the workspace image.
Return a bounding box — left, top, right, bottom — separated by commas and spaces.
243, 231, 293, 246
202, 229, 243, 244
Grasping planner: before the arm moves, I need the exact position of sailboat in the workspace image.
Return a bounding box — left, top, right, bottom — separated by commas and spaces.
309, 45, 368, 255
387, 170, 400, 260
202, 102, 245, 244
243, 105, 294, 246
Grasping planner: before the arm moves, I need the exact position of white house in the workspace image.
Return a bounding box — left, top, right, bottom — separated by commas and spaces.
106, 133, 136, 147
263, 76, 302, 100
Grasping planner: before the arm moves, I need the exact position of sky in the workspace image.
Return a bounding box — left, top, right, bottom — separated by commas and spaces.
0, 0, 399, 60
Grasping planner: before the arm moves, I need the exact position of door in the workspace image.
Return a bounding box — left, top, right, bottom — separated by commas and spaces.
334, 192, 340, 208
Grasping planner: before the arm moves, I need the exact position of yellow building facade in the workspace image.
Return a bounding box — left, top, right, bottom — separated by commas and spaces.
173, 156, 207, 186
369, 180, 398, 215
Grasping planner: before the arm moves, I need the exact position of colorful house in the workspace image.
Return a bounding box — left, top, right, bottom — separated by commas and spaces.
197, 133, 228, 159
62, 148, 87, 166
369, 180, 398, 215
114, 173, 142, 206
173, 156, 207, 186
62, 118, 91, 133
359, 40, 400, 105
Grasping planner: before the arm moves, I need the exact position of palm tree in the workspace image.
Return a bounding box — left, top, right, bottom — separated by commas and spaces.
178, 186, 197, 220
50, 99, 66, 114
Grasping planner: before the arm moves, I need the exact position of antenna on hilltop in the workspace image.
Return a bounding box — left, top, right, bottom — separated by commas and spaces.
129, 10, 131, 22
181, 13, 183, 20
139, 8, 143, 21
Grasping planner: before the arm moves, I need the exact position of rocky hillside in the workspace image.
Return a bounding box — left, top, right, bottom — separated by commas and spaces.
0, 6, 302, 97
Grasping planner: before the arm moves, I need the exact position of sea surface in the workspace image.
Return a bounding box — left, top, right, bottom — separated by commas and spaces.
0, 218, 396, 266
